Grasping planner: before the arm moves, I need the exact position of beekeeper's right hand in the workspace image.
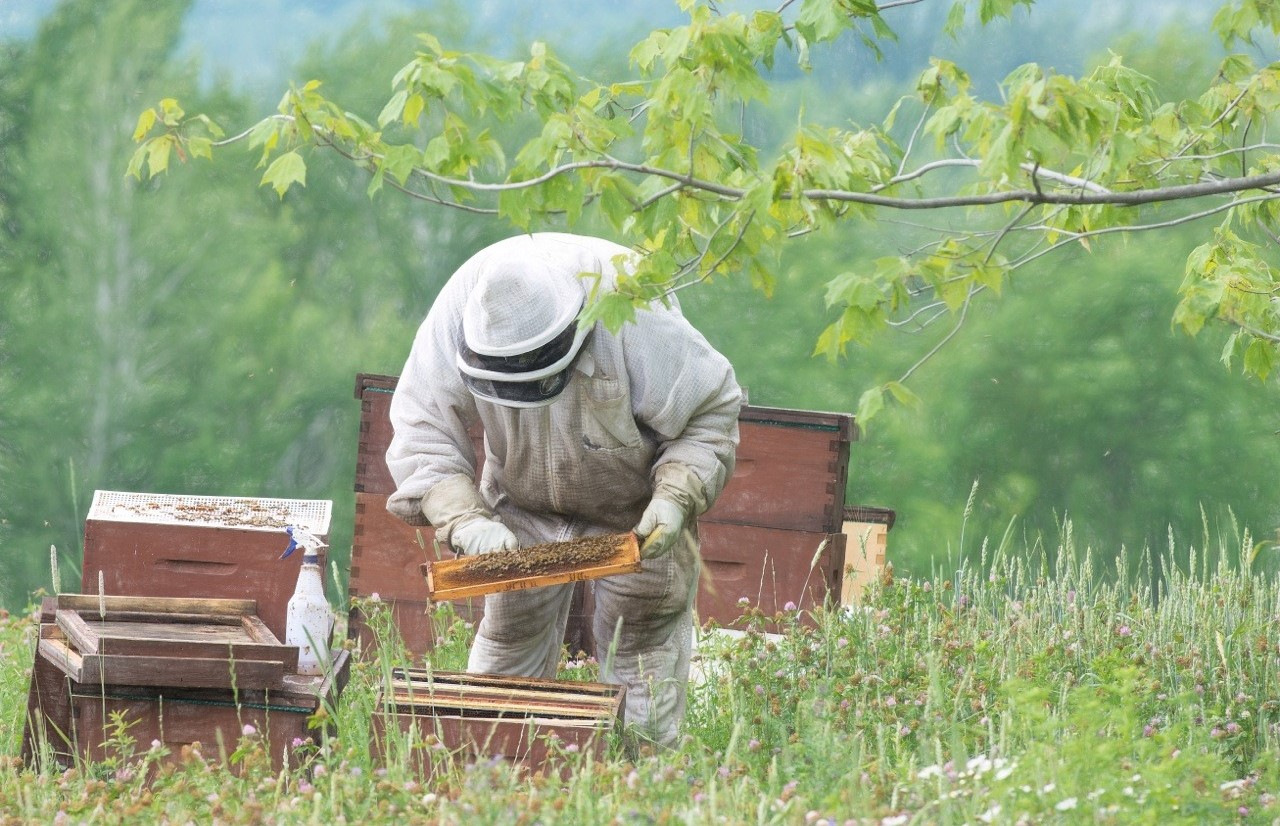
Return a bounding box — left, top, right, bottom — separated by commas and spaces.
451, 517, 518, 556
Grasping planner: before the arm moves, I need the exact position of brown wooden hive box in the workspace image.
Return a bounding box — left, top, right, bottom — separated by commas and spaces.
81, 490, 333, 641
349, 373, 856, 656
372, 668, 624, 775
22, 595, 350, 772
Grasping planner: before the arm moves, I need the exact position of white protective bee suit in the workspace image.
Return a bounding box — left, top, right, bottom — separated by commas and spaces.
386, 232, 742, 747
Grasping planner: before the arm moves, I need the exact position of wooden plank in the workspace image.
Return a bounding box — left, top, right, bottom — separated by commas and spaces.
239, 615, 282, 645
37, 638, 84, 683
52, 608, 296, 673
387, 680, 619, 711
395, 669, 620, 697
386, 692, 609, 719
54, 610, 100, 656
425, 533, 640, 601
59, 611, 246, 626
56, 594, 258, 617
78, 653, 286, 690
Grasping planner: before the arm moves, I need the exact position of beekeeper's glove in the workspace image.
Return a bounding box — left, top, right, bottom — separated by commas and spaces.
634, 498, 685, 560
451, 517, 518, 556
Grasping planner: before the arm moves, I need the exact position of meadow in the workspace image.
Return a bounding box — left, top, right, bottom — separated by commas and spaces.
2, 528, 1278, 824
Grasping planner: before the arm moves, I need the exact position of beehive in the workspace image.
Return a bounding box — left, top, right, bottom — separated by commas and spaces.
349, 373, 856, 654
83, 490, 332, 640
22, 595, 349, 771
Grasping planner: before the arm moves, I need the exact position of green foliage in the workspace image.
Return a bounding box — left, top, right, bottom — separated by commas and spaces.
9, 537, 1277, 821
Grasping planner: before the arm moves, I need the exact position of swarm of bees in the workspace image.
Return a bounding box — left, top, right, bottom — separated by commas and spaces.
456, 534, 625, 583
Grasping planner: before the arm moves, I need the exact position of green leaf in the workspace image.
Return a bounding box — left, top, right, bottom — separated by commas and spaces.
186, 136, 213, 161
132, 108, 157, 142
1243, 338, 1274, 380
403, 92, 425, 125
260, 150, 307, 198
580, 290, 638, 332
145, 136, 172, 176
125, 142, 149, 179
885, 380, 922, 409
856, 385, 885, 426
378, 89, 408, 129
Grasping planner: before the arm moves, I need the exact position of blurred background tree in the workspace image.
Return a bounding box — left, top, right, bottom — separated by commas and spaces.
1, 0, 1277, 610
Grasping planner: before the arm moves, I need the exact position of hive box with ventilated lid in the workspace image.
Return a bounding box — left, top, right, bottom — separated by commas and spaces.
82, 490, 332, 641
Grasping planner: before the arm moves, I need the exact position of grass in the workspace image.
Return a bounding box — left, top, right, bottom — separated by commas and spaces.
2, 530, 1280, 824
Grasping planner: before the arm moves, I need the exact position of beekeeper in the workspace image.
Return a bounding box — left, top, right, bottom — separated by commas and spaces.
386, 232, 742, 747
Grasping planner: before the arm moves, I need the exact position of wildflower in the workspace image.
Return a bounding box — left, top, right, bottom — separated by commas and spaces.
885, 696, 897, 707
299, 781, 314, 794
1235, 692, 1248, 704
242, 723, 257, 737
350, 766, 363, 777
422, 793, 437, 805
693, 792, 705, 804
1226, 722, 1241, 735
1211, 727, 1225, 740
1143, 725, 1154, 737
1117, 625, 1131, 637
738, 597, 750, 606
292, 737, 307, 748
837, 637, 849, 649
881, 815, 909, 826
566, 743, 579, 753
1055, 797, 1078, 811
957, 595, 969, 608
718, 766, 731, 778
375, 768, 387, 778
314, 764, 328, 777
370, 592, 381, 602
784, 601, 798, 612
150, 739, 162, 751
1066, 589, 1076, 604
922, 581, 932, 592
755, 685, 765, 696
1239, 807, 1249, 817
207, 793, 219, 803
977, 804, 1002, 823
748, 739, 761, 753
917, 764, 942, 780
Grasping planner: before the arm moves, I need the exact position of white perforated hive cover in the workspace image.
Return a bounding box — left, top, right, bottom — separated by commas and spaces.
88, 490, 332, 534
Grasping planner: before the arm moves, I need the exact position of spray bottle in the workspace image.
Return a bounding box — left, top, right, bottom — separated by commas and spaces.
281, 526, 334, 676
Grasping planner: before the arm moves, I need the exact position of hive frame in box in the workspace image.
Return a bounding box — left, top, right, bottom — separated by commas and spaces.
349, 373, 857, 655
372, 668, 624, 776
82, 490, 332, 641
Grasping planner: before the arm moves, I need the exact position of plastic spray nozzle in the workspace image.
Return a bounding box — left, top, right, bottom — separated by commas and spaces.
281, 525, 328, 560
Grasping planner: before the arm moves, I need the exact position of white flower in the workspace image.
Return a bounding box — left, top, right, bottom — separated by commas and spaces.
1042, 782, 1056, 794
967, 754, 993, 775
917, 764, 943, 779
880, 816, 909, 826
1055, 797, 1078, 811
977, 804, 1002, 823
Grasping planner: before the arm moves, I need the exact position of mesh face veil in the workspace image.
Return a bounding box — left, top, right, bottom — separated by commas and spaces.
457, 252, 592, 407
